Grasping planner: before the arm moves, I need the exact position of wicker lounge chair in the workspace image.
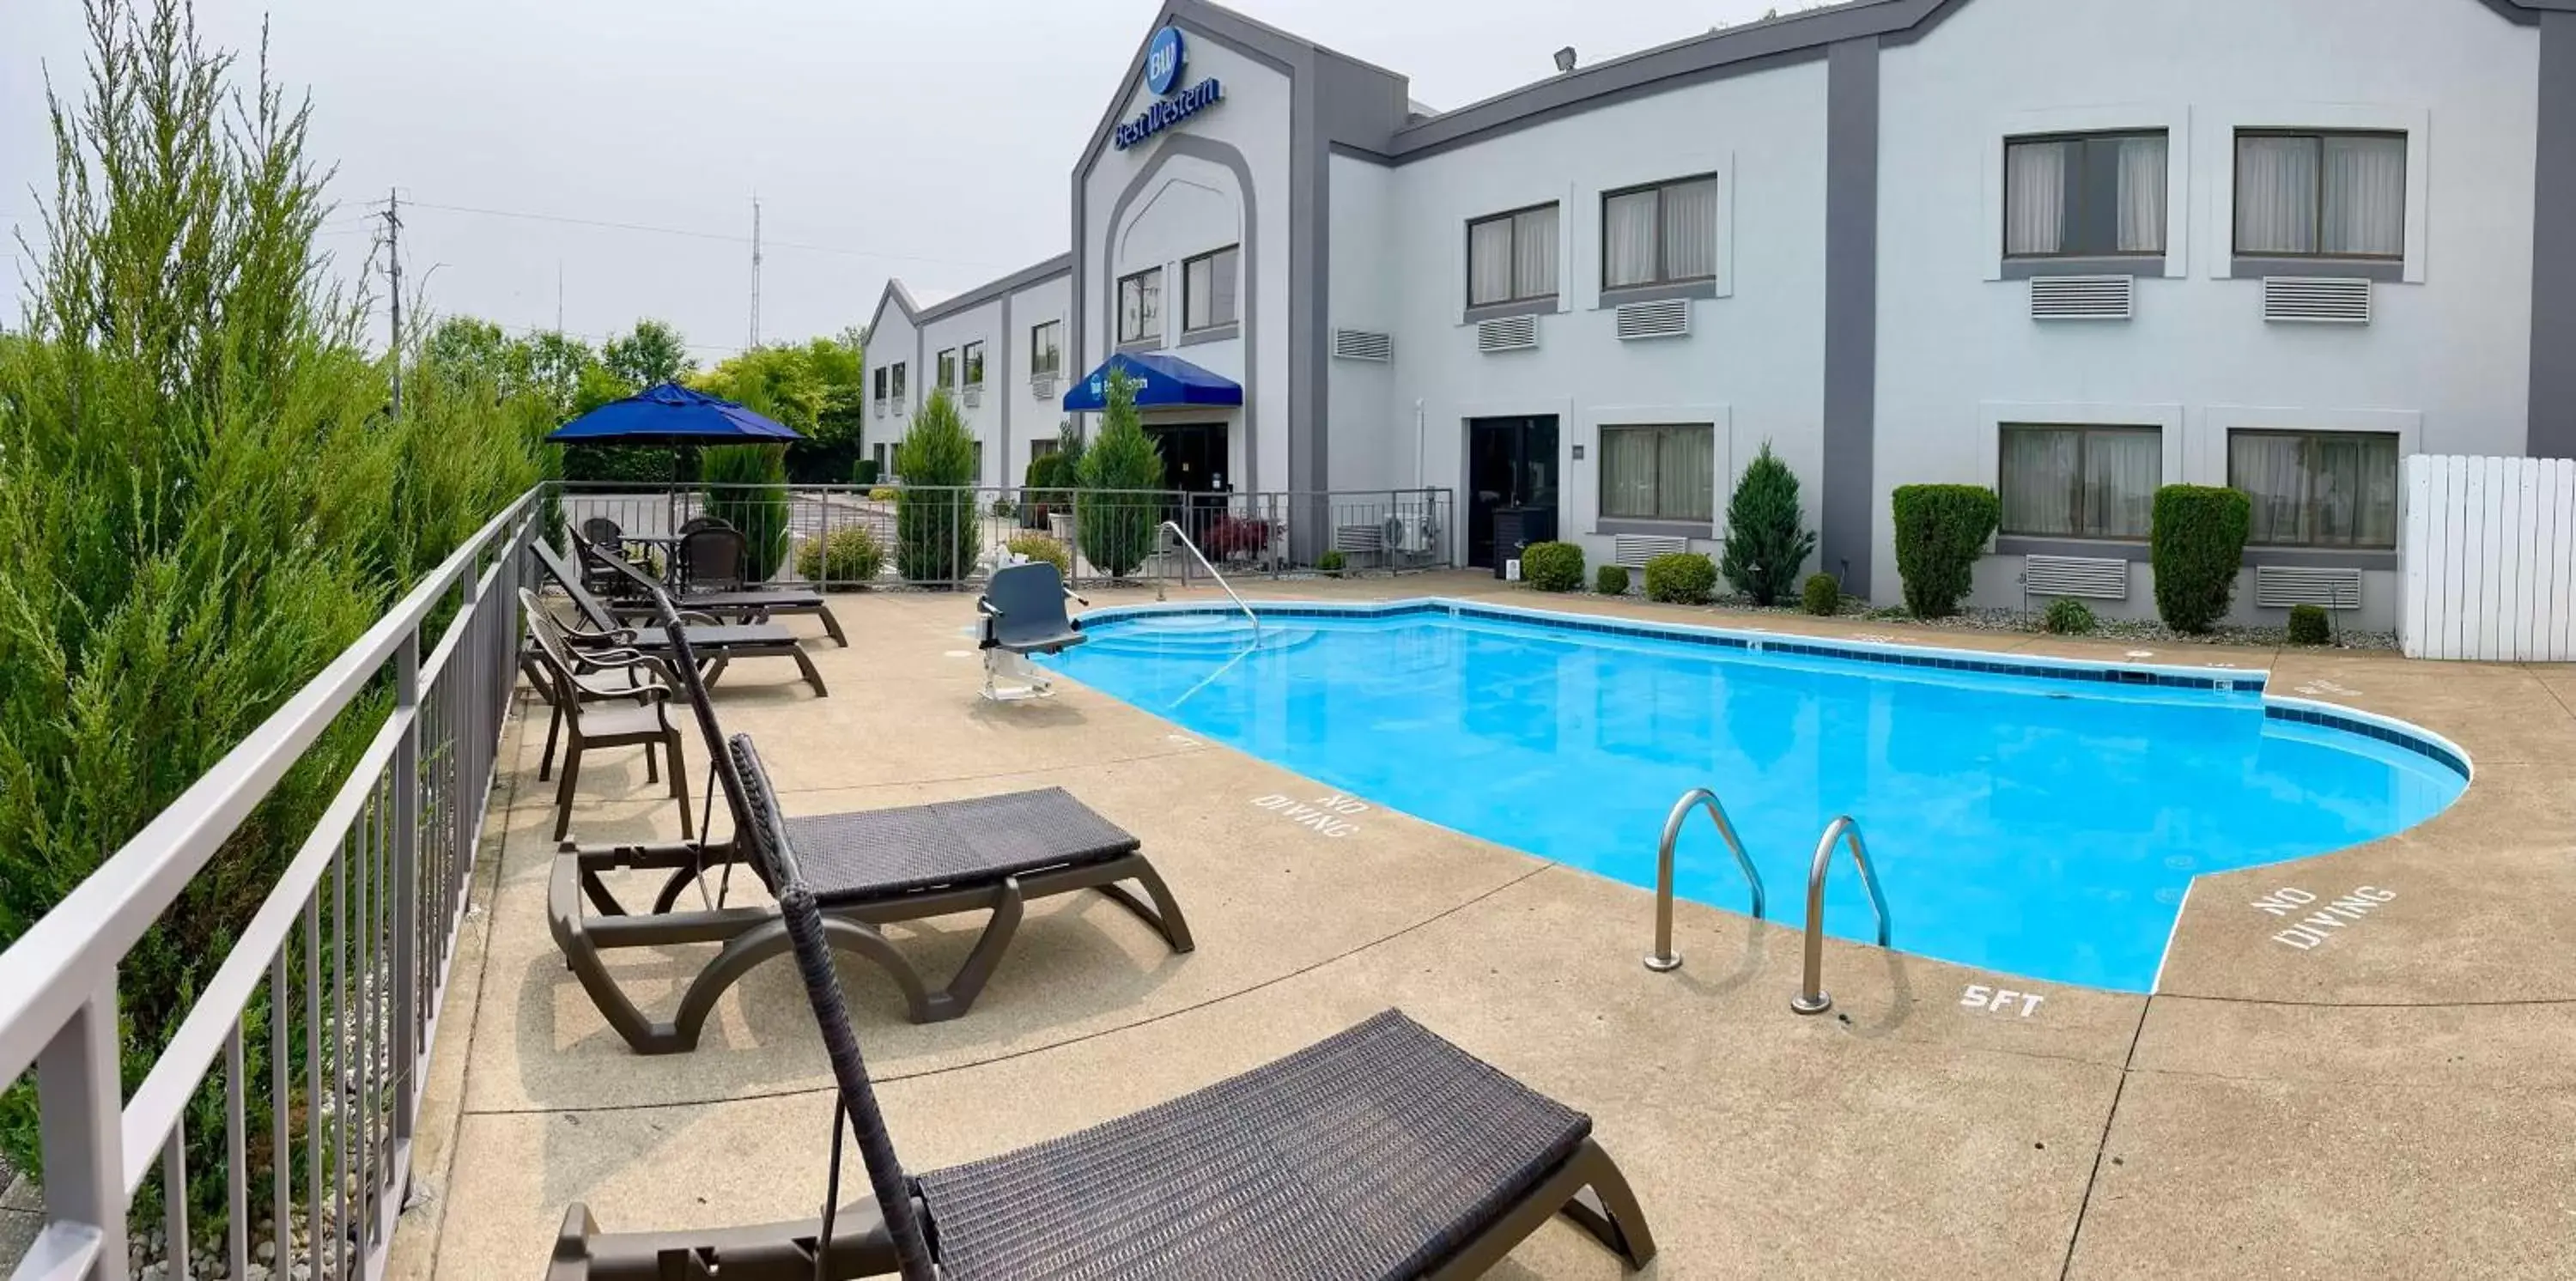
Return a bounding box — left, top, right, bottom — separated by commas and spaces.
574, 525, 850, 647
548, 733, 1656, 1281
532, 538, 829, 697
550, 595, 1194, 1054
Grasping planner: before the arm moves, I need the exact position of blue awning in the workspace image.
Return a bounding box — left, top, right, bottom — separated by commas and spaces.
1061, 351, 1243, 412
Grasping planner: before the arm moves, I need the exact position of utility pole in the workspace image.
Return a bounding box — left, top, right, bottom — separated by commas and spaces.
748, 195, 762, 349
556, 259, 565, 333
385, 186, 404, 417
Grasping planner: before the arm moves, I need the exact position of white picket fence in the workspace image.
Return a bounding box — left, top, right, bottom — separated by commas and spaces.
2400, 454, 2576, 661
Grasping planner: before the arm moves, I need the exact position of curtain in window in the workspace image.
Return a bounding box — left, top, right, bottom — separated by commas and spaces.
2116, 135, 2168, 254
2322, 135, 2405, 258
1211, 248, 1239, 325
2005, 141, 2067, 256
2231, 434, 2312, 543
2001, 428, 2080, 535
1600, 428, 1658, 519
2236, 137, 2320, 254
1468, 218, 1513, 306
1600, 427, 1714, 521
2084, 429, 2160, 537
1513, 205, 1558, 299
1184, 257, 1212, 329
2309, 434, 2400, 546
1661, 178, 1718, 281
1604, 191, 1658, 288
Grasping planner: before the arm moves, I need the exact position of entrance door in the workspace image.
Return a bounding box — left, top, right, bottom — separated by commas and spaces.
1467, 416, 1560, 568
1143, 422, 1231, 537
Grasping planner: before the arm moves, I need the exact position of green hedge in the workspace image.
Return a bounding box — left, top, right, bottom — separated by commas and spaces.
2150, 485, 2251, 633
1643, 551, 1718, 604
1595, 564, 1630, 596
1522, 541, 1583, 592
1892, 484, 2000, 618
795, 525, 885, 588
1801, 572, 1841, 616
2287, 602, 2331, 646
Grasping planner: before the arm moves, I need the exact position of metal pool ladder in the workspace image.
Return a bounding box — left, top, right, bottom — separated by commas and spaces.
1644, 787, 1766, 972
1156, 519, 1259, 637
1790, 816, 1893, 1015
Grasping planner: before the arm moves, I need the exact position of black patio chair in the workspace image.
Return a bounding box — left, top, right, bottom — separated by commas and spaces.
547, 587, 1193, 1053
532, 537, 829, 697
547, 733, 1656, 1280
576, 525, 851, 647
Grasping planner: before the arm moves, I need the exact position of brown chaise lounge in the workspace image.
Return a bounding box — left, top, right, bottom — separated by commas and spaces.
548, 732, 1657, 1281
574, 524, 850, 647
532, 538, 829, 698
550, 596, 1193, 1054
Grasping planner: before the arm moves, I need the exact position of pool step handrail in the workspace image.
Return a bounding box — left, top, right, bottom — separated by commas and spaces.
1155, 519, 1259, 637
1644, 787, 1765, 972
1790, 816, 1893, 1015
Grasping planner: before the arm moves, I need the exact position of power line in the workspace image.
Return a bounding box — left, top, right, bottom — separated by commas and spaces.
399, 197, 1017, 273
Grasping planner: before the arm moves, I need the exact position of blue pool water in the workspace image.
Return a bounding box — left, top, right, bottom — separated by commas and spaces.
1042, 602, 2468, 992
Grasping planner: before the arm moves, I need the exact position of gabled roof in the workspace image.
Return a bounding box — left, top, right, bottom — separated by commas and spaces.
864, 278, 922, 344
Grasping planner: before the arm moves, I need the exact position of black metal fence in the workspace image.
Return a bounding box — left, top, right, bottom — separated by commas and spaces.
550, 482, 1455, 591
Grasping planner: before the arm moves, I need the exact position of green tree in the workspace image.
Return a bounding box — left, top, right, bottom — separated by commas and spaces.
893, 388, 982, 583
1716, 440, 1816, 605
601, 318, 693, 386
1075, 372, 1166, 578
690, 332, 867, 483
699, 444, 792, 579
0, 0, 541, 1233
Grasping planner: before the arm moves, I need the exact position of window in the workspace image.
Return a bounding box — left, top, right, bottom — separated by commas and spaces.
2003, 131, 2168, 258
1998, 425, 2161, 539
889, 362, 906, 400
1030, 438, 1059, 458
962, 341, 985, 386
872, 367, 887, 403
1601, 176, 1719, 291
1030, 320, 1061, 377
873, 443, 890, 475
1117, 267, 1163, 344
1467, 203, 1559, 307
2228, 430, 2401, 549
2234, 130, 2406, 259
1183, 246, 1239, 332
936, 348, 957, 388
1598, 425, 1716, 524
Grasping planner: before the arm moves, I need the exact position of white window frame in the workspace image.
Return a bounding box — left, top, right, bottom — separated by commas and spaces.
1466, 202, 1561, 310
1182, 245, 1240, 335
1580, 402, 1736, 538
1117, 267, 1163, 346
2206, 104, 2428, 283
1599, 173, 1723, 293
1996, 422, 2166, 542
1979, 401, 2186, 552
1984, 105, 2190, 282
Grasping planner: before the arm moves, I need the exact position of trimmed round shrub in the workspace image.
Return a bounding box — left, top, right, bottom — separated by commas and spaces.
2044, 597, 2096, 635
795, 525, 885, 589
1892, 484, 2001, 618
1595, 564, 1630, 596
867, 486, 899, 501
852, 458, 882, 485
2151, 485, 2252, 634
1006, 531, 1071, 578
1643, 551, 1718, 605
2287, 603, 2332, 646
1316, 549, 1347, 576
1801, 572, 1841, 616
1522, 541, 1584, 592
1719, 440, 1817, 605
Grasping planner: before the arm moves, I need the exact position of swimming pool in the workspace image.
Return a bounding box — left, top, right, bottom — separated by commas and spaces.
1041, 599, 2470, 992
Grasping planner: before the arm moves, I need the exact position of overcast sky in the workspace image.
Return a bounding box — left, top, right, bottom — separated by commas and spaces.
3, 1, 1781, 361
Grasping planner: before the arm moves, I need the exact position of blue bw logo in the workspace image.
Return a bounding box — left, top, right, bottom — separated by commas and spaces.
1144, 26, 1186, 96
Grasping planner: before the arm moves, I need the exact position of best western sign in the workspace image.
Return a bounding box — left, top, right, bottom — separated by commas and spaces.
1115, 26, 1223, 150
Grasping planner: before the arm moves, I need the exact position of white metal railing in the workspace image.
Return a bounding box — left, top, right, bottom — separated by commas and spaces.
1643, 788, 1765, 973
0, 490, 539, 1281
1156, 519, 1259, 636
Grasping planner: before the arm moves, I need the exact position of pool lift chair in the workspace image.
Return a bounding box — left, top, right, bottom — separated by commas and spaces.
977, 561, 1088, 701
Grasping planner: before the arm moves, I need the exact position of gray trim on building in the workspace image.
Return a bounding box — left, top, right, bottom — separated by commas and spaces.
997, 292, 1012, 482
2240, 546, 2402, 570
1822, 36, 1880, 598
1177, 320, 1242, 346
2532, 10, 2576, 458
1597, 518, 1716, 539
2000, 255, 2166, 281
1102, 131, 1261, 489
1462, 297, 1559, 323
2231, 256, 2406, 283
911, 254, 1072, 327
1598, 280, 1719, 307
1995, 536, 2152, 562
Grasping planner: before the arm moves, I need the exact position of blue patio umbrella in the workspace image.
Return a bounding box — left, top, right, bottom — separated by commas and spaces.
545, 381, 804, 446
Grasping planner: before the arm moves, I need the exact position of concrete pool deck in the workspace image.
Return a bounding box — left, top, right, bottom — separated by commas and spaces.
395, 571, 2576, 1279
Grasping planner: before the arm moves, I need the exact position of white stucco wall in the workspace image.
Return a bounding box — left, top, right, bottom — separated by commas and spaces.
861, 301, 919, 477
1378, 58, 1833, 573
1079, 33, 1291, 494
918, 301, 1005, 485
1874, 0, 2543, 628
1326, 154, 1399, 493
1006, 272, 1074, 482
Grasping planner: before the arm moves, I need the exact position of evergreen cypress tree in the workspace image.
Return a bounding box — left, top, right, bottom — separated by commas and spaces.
1075, 371, 1167, 578
1717, 440, 1817, 605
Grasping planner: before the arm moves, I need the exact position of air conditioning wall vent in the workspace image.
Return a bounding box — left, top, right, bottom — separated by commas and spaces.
1333, 328, 1394, 361
2029, 275, 2134, 321
1613, 298, 1691, 340
1476, 314, 1539, 354
2263, 276, 2372, 325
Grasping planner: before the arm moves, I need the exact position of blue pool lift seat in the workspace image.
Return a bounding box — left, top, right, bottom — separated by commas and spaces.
976, 562, 1090, 700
